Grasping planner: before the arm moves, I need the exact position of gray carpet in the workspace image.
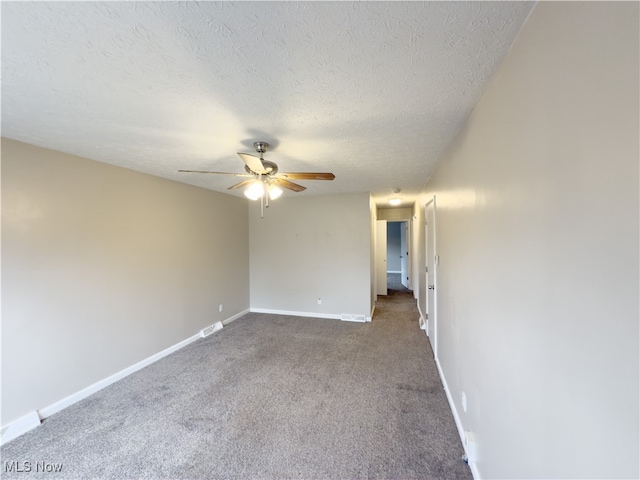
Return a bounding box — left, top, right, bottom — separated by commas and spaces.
1, 292, 471, 479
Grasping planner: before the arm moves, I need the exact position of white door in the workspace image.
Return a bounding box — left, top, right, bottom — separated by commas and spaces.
400, 221, 408, 288
425, 198, 437, 356
412, 214, 418, 298
376, 220, 387, 296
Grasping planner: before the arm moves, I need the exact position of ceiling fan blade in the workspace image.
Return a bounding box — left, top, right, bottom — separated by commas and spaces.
227, 179, 256, 190
178, 170, 252, 177
277, 172, 335, 181
238, 153, 267, 174
271, 178, 307, 192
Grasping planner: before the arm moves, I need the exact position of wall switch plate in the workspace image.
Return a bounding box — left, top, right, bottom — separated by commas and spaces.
462, 391, 467, 413
219, 304, 223, 312
317, 298, 322, 305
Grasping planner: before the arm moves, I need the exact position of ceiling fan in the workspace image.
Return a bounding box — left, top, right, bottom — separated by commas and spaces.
179, 142, 335, 217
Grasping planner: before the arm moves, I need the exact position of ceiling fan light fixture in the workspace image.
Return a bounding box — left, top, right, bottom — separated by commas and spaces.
268, 184, 283, 200
244, 181, 265, 200
389, 198, 402, 206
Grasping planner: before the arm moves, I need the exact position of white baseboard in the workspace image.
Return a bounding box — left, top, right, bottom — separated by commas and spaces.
38, 333, 202, 421
370, 304, 376, 322
1, 309, 250, 445
250, 307, 341, 320
222, 308, 250, 326
434, 357, 480, 479
0, 411, 41, 445
250, 308, 372, 323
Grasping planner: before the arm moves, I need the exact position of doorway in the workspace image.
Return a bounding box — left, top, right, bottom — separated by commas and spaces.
386, 221, 410, 292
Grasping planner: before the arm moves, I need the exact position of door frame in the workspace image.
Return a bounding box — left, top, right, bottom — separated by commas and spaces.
375, 220, 388, 296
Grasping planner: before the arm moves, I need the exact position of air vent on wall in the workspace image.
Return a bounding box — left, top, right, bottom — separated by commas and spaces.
341, 314, 366, 323
200, 322, 223, 338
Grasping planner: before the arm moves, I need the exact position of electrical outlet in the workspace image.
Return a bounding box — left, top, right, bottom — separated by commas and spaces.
219, 304, 223, 312
317, 298, 322, 305
461, 391, 467, 413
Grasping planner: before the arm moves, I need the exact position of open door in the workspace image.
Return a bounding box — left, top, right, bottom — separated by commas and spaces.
376, 220, 387, 295
425, 198, 437, 356
400, 222, 408, 288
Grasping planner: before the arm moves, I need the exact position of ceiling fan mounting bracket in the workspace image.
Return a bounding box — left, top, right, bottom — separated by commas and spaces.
253, 141, 269, 154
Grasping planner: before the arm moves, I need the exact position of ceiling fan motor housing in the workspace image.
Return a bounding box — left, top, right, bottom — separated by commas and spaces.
254, 141, 269, 154
245, 160, 278, 176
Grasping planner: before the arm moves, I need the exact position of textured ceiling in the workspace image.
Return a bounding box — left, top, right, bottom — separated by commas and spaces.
1, 1, 534, 207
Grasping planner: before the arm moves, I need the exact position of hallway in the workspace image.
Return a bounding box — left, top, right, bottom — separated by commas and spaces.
372, 289, 471, 479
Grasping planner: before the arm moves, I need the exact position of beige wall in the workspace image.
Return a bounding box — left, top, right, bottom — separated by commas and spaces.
249, 193, 371, 318
1, 139, 250, 424
415, 2, 639, 478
